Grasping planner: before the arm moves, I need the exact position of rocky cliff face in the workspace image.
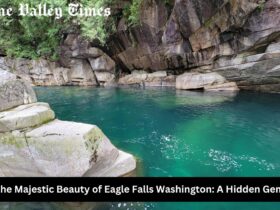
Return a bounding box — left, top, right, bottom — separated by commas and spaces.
108, 0, 280, 92
0, 35, 117, 87
1, 0, 279, 92
0, 70, 136, 177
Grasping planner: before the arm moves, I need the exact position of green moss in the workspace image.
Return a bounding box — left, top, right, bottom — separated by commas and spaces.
84, 126, 104, 150
84, 126, 106, 163
257, 0, 265, 12
123, 0, 143, 26
204, 18, 213, 28
0, 133, 26, 149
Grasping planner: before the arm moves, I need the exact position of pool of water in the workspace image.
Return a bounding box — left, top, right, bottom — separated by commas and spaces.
30, 87, 280, 209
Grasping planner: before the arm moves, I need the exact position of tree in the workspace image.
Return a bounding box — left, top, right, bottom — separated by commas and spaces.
0, 0, 144, 60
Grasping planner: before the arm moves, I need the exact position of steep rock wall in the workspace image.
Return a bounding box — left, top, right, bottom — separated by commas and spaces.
107, 0, 280, 92
0, 35, 117, 87
0, 0, 279, 92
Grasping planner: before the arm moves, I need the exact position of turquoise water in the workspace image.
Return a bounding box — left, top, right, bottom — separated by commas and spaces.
33, 87, 280, 209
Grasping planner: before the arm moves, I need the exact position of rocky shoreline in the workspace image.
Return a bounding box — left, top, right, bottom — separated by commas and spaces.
0, 37, 279, 93
0, 70, 136, 177
0, 0, 280, 93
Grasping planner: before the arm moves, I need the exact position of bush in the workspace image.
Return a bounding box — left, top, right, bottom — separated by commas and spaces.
0, 0, 144, 60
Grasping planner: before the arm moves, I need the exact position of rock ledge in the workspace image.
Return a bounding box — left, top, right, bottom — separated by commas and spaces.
0, 70, 136, 177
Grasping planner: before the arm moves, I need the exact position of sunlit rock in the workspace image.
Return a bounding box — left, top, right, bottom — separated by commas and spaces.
176, 72, 239, 91
0, 70, 37, 112
0, 103, 55, 132
118, 70, 176, 87
0, 70, 136, 177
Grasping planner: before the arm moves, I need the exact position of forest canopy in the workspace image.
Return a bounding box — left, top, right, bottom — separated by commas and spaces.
0, 0, 143, 60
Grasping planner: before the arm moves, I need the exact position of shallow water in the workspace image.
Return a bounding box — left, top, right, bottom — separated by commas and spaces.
14, 87, 280, 209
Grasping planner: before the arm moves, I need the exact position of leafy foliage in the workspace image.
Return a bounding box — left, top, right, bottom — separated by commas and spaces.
0, 0, 144, 59
0, 0, 69, 60
123, 0, 143, 26
79, 0, 116, 44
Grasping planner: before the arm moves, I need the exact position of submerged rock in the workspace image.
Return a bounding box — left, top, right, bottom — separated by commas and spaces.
0, 70, 136, 177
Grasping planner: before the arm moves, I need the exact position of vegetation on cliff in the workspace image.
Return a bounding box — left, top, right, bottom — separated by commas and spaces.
0, 0, 144, 60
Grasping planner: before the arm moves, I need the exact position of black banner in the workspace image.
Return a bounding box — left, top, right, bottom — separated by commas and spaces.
0, 177, 280, 202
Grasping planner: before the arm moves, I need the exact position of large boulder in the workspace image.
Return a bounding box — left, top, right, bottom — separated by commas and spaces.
89, 54, 116, 73
0, 119, 136, 177
176, 72, 239, 91
69, 59, 98, 86
118, 70, 149, 86
60, 33, 117, 86
118, 70, 176, 87
88, 54, 116, 86
0, 70, 37, 112
0, 103, 55, 132
213, 51, 280, 92
176, 72, 226, 90
0, 71, 136, 177
61, 34, 104, 59
94, 71, 115, 86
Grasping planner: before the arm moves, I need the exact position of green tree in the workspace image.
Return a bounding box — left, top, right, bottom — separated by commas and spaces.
0, 0, 70, 60
0, 0, 144, 60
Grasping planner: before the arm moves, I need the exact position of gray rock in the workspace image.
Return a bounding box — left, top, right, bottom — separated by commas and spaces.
0, 70, 17, 84
0, 120, 136, 177
0, 103, 55, 132
0, 57, 11, 72
161, 75, 177, 87
204, 82, 240, 92
2, 56, 100, 86
118, 71, 148, 85
89, 54, 116, 72
214, 55, 280, 92
147, 71, 167, 78
266, 42, 280, 53
52, 67, 71, 85
0, 71, 136, 177
176, 72, 227, 90
118, 70, 176, 87
0, 71, 37, 112
105, 0, 280, 93
62, 34, 104, 59
95, 71, 115, 84
69, 59, 98, 86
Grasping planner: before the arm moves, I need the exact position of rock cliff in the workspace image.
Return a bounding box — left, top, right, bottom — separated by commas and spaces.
0, 39, 116, 87
1, 0, 280, 92
108, 0, 280, 92
0, 70, 136, 177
